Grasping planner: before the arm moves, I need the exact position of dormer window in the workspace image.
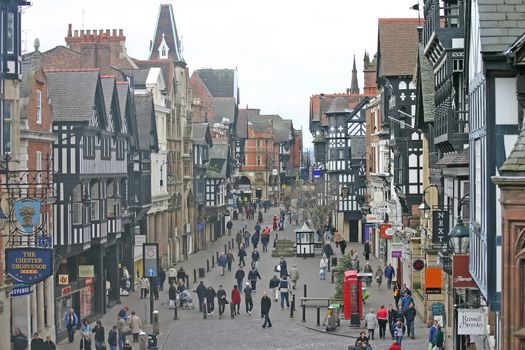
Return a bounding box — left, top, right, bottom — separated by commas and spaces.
159, 33, 169, 59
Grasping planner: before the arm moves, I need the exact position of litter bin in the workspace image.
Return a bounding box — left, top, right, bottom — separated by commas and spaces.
147, 334, 158, 350
331, 256, 338, 267
198, 267, 205, 278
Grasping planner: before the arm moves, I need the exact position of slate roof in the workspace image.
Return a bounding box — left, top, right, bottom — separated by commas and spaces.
273, 119, 293, 142
310, 94, 367, 126
195, 69, 235, 97
237, 109, 260, 138
134, 61, 171, 92
149, 3, 183, 61
326, 96, 353, 114
100, 77, 116, 114
435, 148, 469, 167
417, 42, 435, 123
478, 0, 525, 53
377, 18, 419, 77
500, 122, 525, 175
192, 123, 210, 145
46, 70, 100, 122
212, 98, 235, 121
135, 94, 156, 151
206, 143, 229, 178
120, 69, 150, 88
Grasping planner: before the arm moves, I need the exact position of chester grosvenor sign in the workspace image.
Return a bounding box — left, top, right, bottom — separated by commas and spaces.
5, 248, 53, 284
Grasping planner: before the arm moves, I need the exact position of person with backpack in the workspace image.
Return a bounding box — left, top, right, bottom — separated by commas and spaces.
108, 326, 118, 350
431, 324, 444, 350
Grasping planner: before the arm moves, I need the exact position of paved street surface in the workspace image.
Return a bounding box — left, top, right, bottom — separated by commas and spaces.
58, 207, 428, 350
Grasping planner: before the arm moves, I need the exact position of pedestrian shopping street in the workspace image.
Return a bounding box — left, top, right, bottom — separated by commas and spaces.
57, 208, 428, 350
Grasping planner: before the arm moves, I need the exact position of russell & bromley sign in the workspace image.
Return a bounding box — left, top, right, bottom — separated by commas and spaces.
457, 308, 485, 335
6, 247, 53, 284
452, 255, 476, 288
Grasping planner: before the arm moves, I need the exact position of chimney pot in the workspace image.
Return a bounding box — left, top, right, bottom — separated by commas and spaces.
119, 29, 123, 36
86, 30, 91, 35
74, 30, 79, 37
112, 29, 117, 36
80, 30, 85, 36
106, 29, 110, 35
99, 29, 104, 36
68, 23, 72, 37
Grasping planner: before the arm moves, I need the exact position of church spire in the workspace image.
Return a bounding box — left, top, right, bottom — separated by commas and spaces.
350, 54, 359, 94
149, 2, 183, 61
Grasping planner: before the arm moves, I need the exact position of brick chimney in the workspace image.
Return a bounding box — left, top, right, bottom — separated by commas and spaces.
363, 52, 378, 96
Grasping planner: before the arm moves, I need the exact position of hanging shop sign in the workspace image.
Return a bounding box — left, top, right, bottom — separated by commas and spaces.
143, 243, 159, 278
58, 274, 69, 285
425, 267, 442, 294
313, 169, 321, 179
379, 224, 392, 239
365, 214, 382, 223
78, 265, 95, 278
9, 284, 32, 298
457, 308, 485, 335
13, 199, 41, 234
413, 259, 425, 271
392, 250, 402, 258
5, 248, 53, 284
453, 255, 476, 288
432, 210, 449, 244
340, 187, 349, 198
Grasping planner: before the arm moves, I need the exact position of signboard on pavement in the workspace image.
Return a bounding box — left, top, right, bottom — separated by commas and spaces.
143, 243, 159, 278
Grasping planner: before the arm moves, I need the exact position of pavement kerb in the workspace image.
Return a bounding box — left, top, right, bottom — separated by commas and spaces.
295, 322, 358, 339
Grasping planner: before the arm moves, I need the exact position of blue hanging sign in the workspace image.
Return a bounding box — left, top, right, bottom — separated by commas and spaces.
5, 248, 53, 284
313, 169, 321, 179
9, 284, 32, 298
14, 199, 41, 234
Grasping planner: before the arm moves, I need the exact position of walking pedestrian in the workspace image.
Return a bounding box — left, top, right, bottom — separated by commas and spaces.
108, 326, 118, 350
403, 302, 416, 338
377, 304, 388, 339
195, 281, 207, 312
226, 250, 235, 272
396, 304, 405, 324
231, 285, 241, 316
64, 308, 78, 343
227, 220, 233, 235
80, 319, 92, 350
384, 263, 395, 289
43, 336, 55, 350
363, 263, 373, 287
334, 230, 341, 248
364, 240, 371, 260
152, 277, 160, 300
320, 254, 328, 280
243, 230, 250, 248
117, 314, 129, 350
236, 231, 243, 250
365, 308, 377, 340
393, 284, 401, 308
238, 245, 247, 267
289, 264, 299, 289
278, 256, 288, 278
269, 275, 280, 301
216, 285, 228, 319
279, 276, 290, 309
129, 312, 141, 343
428, 320, 439, 349
244, 282, 253, 314
92, 320, 105, 350
31, 333, 45, 350
167, 267, 177, 285
235, 266, 245, 292
323, 242, 334, 259
168, 282, 177, 309
251, 231, 260, 249
261, 291, 272, 328
177, 267, 187, 284
401, 290, 414, 311
351, 249, 360, 270
206, 286, 216, 316
431, 324, 444, 350
218, 252, 227, 276
355, 331, 369, 347
387, 304, 397, 340
248, 266, 261, 291
339, 239, 347, 255
251, 248, 260, 270
139, 276, 149, 299
159, 268, 166, 291
375, 265, 383, 288
261, 228, 270, 252
394, 319, 406, 346
11, 328, 28, 350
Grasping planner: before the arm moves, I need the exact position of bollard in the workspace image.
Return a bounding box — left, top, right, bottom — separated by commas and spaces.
304, 284, 307, 298
152, 310, 160, 335
227, 241, 230, 250
212, 255, 215, 268
289, 302, 294, 318
303, 247, 306, 259
173, 303, 178, 320
139, 331, 147, 350
302, 304, 306, 322
316, 306, 321, 326
186, 274, 190, 289
292, 294, 296, 311
207, 259, 210, 272
331, 270, 334, 284
231, 238, 234, 248
193, 269, 197, 283
327, 259, 331, 272
216, 251, 219, 261
203, 300, 207, 319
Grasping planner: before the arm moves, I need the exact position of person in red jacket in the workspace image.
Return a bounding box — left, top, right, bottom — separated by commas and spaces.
377, 304, 389, 339
388, 342, 402, 350
231, 285, 241, 317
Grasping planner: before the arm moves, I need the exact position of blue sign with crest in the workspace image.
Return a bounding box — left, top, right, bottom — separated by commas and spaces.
14, 199, 41, 234
5, 248, 53, 284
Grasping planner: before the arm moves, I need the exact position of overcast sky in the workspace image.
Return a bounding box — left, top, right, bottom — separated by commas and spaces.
23, 0, 419, 147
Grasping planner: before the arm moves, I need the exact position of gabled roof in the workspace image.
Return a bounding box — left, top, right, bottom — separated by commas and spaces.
206, 143, 229, 178
116, 82, 132, 136
310, 94, 367, 127
134, 94, 158, 152
195, 69, 235, 97
120, 69, 150, 88
478, 0, 525, 53
149, 3, 183, 61
326, 96, 353, 114
377, 18, 419, 77
192, 123, 212, 146
134, 60, 172, 93
237, 108, 260, 138
46, 69, 100, 122
100, 76, 121, 132
273, 119, 293, 142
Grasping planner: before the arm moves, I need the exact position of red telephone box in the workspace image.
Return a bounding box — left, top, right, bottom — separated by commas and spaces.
343, 270, 362, 321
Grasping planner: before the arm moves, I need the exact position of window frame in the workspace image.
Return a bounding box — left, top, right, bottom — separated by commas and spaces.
36, 89, 42, 125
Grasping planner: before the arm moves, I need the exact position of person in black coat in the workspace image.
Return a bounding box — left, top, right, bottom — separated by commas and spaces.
235, 266, 245, 292
30, 333, 45, 350
216, 285, 228, 318
177, 267, 186, 283
43, 336, 56, 350
195, 281, 207, 312
206, 286, 217, 316
339, 239, 347, 255
238, 246, 247, 267
323, 243, 334, 259
159, 268, 166, 291
261, 292, 272, 328
364, 240, 371, 260
247, 267, 261, 292
11, 328, 28, 350
251, 232, 260, 249
168, 283, 177, 309
92, 320, 105, 350
387, 304, 397, 340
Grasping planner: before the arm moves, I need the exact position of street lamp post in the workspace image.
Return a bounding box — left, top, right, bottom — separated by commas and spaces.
418, 184, 439, 221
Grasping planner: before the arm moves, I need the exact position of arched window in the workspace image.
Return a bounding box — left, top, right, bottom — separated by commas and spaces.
398, 81, 407, 90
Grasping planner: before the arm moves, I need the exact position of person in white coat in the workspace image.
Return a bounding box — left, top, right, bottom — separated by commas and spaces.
365, 308, 378, 340
319, 255, 328, 280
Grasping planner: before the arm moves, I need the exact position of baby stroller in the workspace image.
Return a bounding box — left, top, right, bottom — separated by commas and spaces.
179, 289, 194, 310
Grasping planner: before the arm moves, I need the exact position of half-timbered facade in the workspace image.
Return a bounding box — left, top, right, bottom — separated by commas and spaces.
205, 143, 229, 241
192, 123, 212, 250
